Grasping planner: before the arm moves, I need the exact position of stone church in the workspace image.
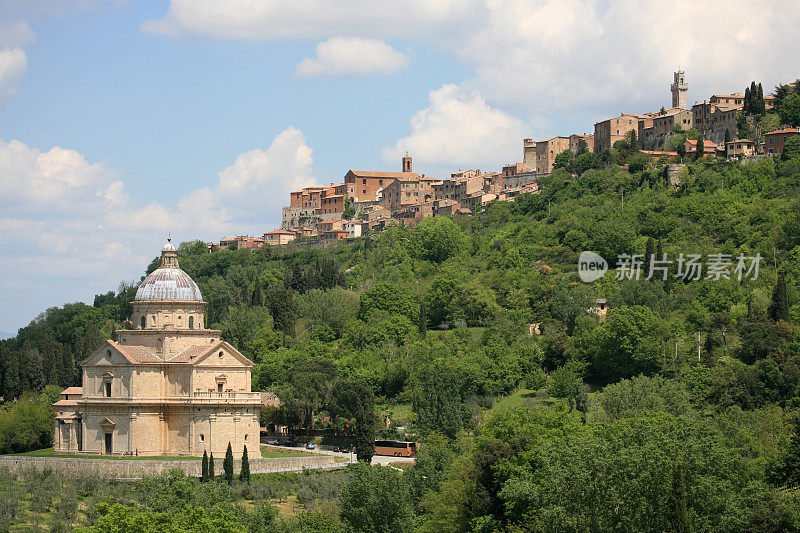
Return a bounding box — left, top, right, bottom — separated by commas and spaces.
53, 239, 261, 457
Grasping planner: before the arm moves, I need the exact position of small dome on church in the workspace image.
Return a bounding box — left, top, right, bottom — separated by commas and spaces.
162, 238, 176, 252
135, 268, 203, 301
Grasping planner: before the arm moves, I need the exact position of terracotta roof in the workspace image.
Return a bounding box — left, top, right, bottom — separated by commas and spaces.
685, 139, 719, 150
53, 399, 79, 407
765, 128, 799, 135
166, 343, 219, 363
108, 341, 162, 364
264, 230, 295, 235
61, 386, 83, 395
261, 392, 282, 407
347, 170, 420, 179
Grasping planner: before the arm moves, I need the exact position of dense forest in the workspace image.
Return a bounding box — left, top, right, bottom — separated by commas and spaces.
3, 81, 800, 530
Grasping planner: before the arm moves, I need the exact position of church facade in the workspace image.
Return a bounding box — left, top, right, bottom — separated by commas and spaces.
53, 240, 261, 457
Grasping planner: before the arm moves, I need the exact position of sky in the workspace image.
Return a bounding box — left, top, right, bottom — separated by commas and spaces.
0, 0, 798, 336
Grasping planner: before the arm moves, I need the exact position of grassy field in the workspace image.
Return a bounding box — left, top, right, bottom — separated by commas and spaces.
10, 448, 201, 460
259, 445, 317, 458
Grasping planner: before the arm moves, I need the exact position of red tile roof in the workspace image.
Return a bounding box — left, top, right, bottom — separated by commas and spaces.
53, 399, 79, 407
61, 386, 83, 395
108, 341, 162, 364
166, 343, 220, 363
347, 170, 420, 179
765, 128, 799, 135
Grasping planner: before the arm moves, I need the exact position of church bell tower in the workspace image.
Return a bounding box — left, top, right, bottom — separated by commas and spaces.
671, 71, 688, 109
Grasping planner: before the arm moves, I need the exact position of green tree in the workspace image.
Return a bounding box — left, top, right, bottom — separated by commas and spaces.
775, 416, 800, 486
201, 450, 209, 482
413, 366, 470, 438
208, 452, 215, 480
768, 271, 789, 322
330, 378, 379, 463
547, 360, 588, 415
266, 285, 296, 338
628, 129, 639, 152
724, 128, 732, 144
666, 461, 691, 533
410, 216, 466, 263
418, 300, 428, 336
224, 442, 234, 484
782, 136, 800, 161
591, 305, 666, 382
340, 463, 413, 533
695, 137, 704, 160
549, 284, 594, 335
553, 149, 575, 171
779, 93, 800, 127
239, 445, 250, 483
285, 357, 338, 434
677, 142, 687, 160
358, 283, 418, 322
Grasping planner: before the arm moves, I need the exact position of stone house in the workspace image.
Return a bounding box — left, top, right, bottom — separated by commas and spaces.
263, 230, 296, 246
764, 128, 799, 155
594, 114, 652, 152
725, 139, 757, 158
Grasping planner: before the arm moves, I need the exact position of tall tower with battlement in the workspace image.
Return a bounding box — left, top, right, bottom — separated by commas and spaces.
671, 71, 688, 109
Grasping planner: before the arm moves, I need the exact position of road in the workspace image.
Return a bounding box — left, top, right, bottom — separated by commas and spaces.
260, 443, 415, 467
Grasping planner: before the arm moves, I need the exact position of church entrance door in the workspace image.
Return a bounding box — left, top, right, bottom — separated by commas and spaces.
105, 433, 112, 455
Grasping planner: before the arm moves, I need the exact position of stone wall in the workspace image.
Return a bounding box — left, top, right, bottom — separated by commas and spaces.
0, 454, 339, 480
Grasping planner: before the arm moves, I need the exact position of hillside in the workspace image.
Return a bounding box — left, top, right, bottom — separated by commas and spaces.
4, 149, 800, 529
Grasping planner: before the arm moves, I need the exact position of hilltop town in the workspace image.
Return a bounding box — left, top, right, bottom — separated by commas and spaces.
209, 72, 800, 250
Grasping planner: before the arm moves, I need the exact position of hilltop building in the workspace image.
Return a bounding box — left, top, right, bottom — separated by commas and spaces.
671, 71, 688, 109
53, 240, 261, 456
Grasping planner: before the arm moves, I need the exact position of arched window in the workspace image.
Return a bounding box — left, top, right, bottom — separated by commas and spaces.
140, 316, 146, 329
244, 434, 248, 442
199, 434, 205, 442
189, 316, 194, 329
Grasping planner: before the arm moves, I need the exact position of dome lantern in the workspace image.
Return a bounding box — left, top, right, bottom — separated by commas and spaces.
134, 238, 203, 302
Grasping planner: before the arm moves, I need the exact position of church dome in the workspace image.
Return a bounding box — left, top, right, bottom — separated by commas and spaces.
135, 268, 203, 301
134, 238, 203, 301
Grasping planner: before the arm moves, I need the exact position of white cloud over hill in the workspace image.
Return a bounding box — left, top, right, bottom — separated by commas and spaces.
295, 37, 411, 78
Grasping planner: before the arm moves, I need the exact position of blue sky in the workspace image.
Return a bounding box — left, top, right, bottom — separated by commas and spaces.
0, 0, 797, 335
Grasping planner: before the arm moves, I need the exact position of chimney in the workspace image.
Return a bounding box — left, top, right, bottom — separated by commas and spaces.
402, 155, 412, 172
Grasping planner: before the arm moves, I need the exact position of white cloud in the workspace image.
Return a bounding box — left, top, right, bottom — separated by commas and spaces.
382, 84, 528, 175
0, 47, 27, 110
295, 37, 410, 78
0, 127, 317, 331
0, 21, 35, 47
143, 0, 800, 129
141, 1, 484, 40
215, 126, 315, 222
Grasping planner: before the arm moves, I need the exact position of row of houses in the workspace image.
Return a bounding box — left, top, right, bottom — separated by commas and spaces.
213, 72, 798, 251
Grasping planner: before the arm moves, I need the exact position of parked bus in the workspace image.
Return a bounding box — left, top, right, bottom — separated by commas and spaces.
374, 440, 417, 457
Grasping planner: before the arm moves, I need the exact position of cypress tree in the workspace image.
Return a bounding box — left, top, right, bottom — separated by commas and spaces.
666, 461, 691, 532
758, 83, 766, 114
201, 450, 209, 482
224, 442, 234, 484
239, 446, 250, 483
209, 452, 215, 480
778, 416, 800, 486
724, 128, 732, 144
744, 86, 751, 114
695, 137, 704, 160
644, 238, 655, 278
768, 271, 789, 322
